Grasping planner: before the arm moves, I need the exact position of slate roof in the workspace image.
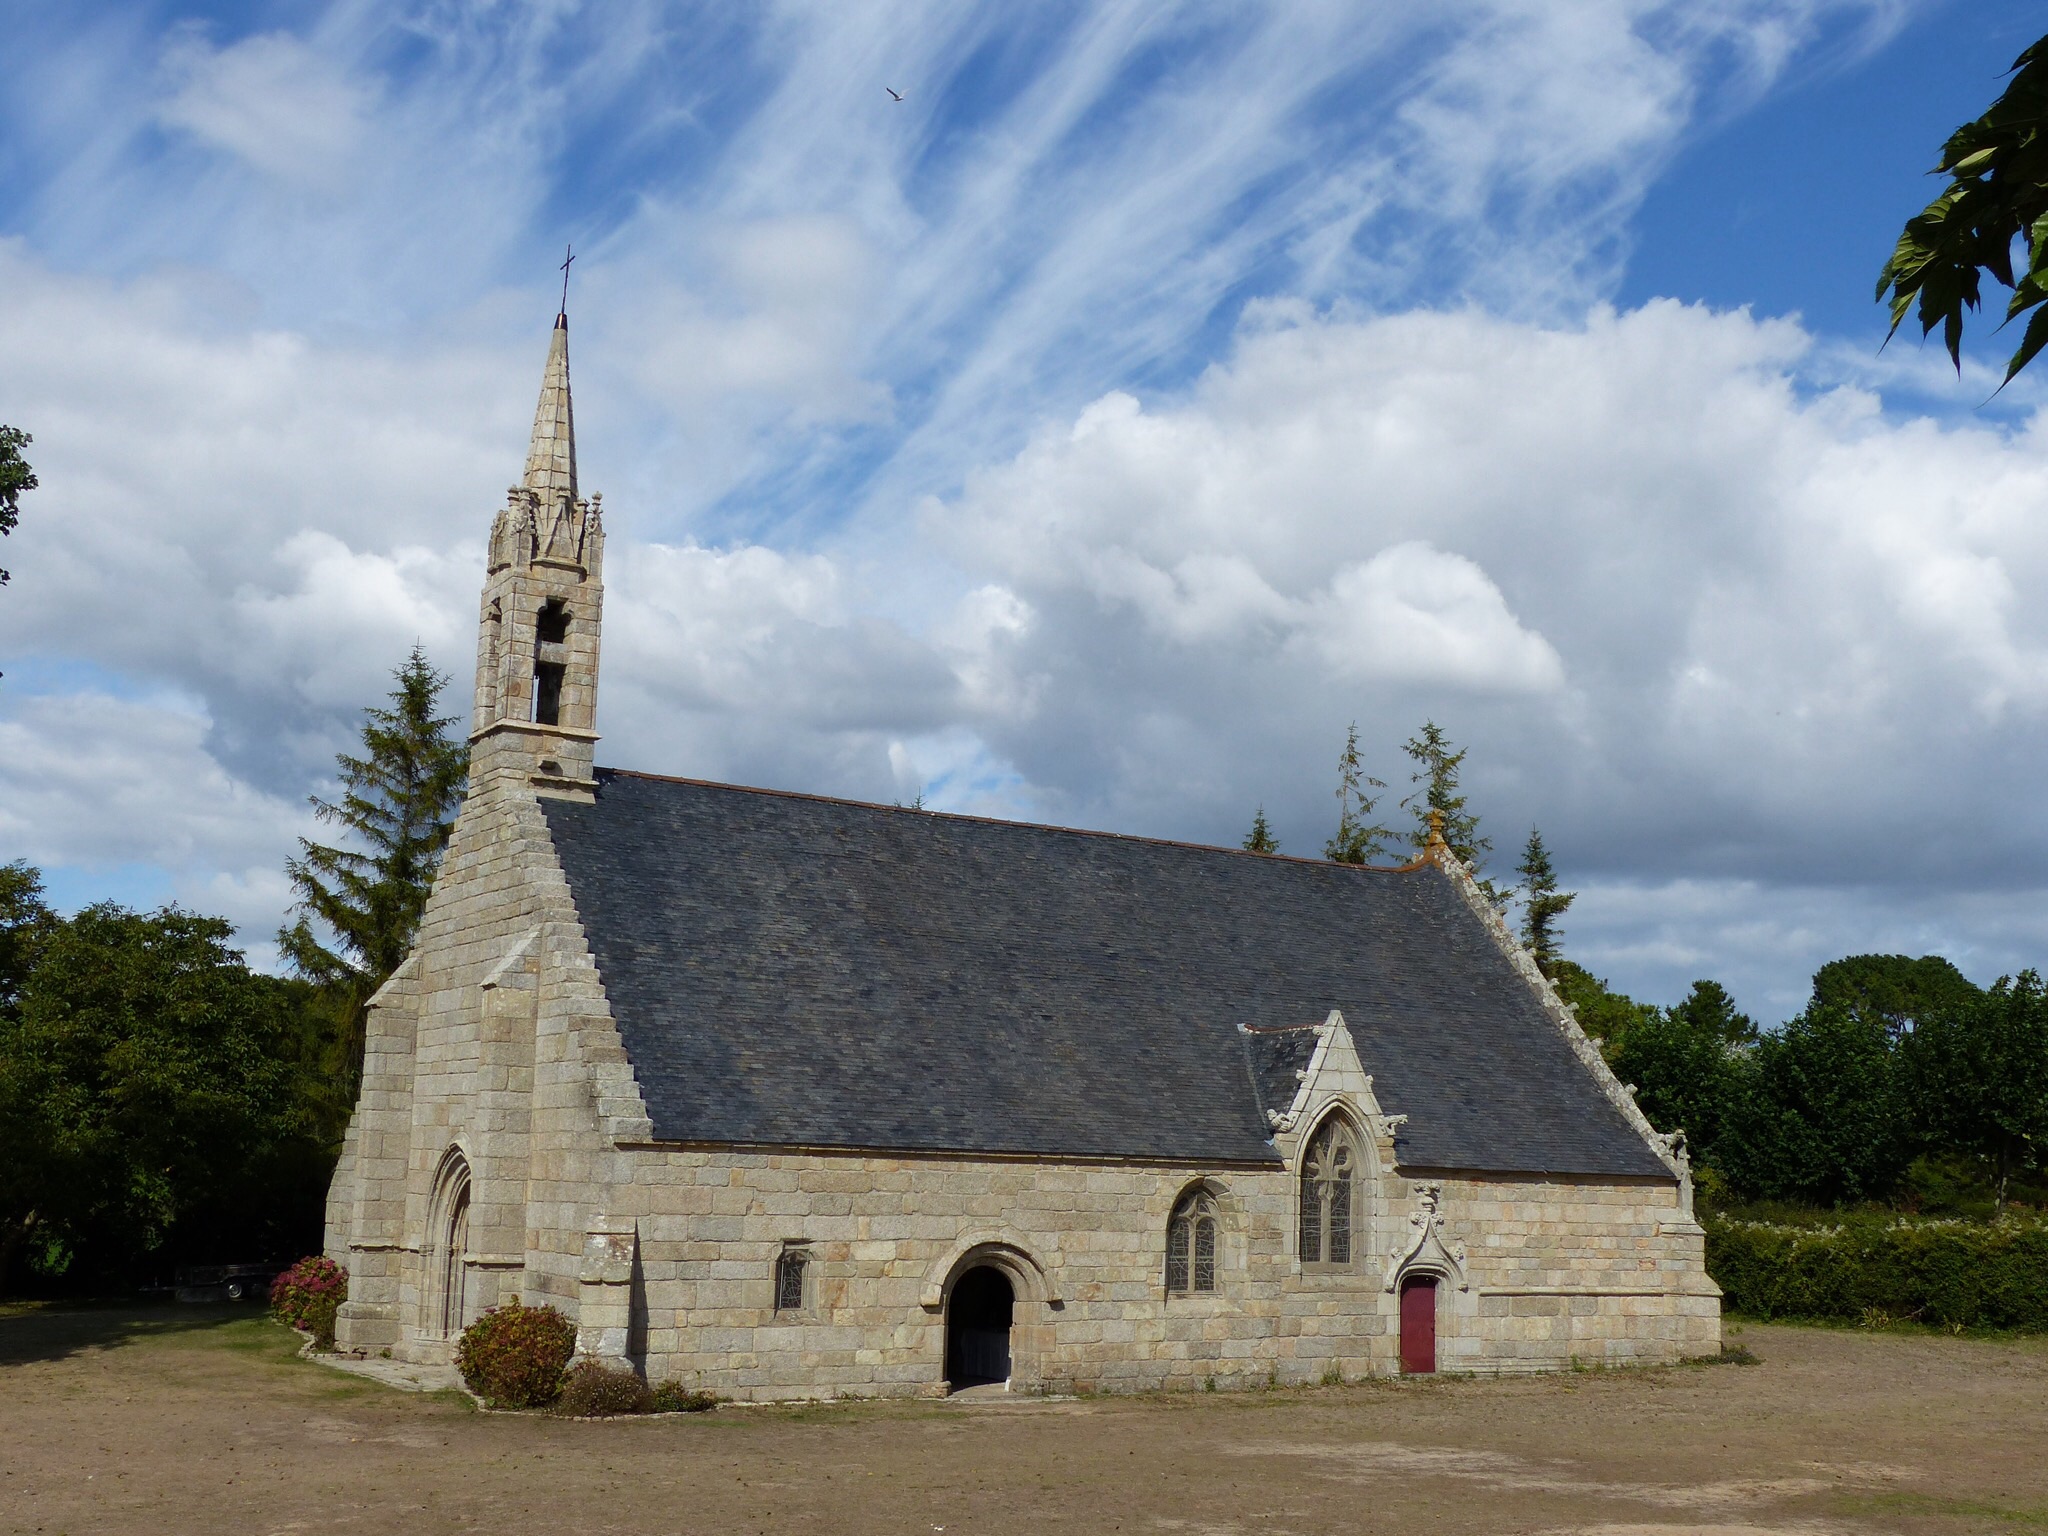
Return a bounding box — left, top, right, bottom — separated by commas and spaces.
541, 770, 1671, 1178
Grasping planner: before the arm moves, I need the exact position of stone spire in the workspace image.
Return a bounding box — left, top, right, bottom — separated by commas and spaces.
522, 311, 576, 505
472, 305, 606, 799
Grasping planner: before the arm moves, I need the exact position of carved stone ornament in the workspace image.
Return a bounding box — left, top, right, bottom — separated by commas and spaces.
1654, 1127, 1695, 1217
1382, 1181, 1469, 1293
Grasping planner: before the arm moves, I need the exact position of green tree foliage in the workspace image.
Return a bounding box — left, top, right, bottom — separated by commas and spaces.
0, 424, 34, 587
1323, 723, 1390, 865
1608, 981, 1754, 1159
1877, 36, 2048, 385
1513, 827, 1573, 976
1811, 953, 1981, 1039
1910, 972, 2048, 1207
1242, 806, 1280, 854
1549, 960, 1659, 1045
280, 646, 467, 1096
1717, 999, 1912, 1207
0, 902, 326, 1292
0, 861, 57, 1011
1707, 1211, 2048, 1329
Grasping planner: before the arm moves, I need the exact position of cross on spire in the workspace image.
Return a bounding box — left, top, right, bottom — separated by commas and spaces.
559, 244, 574, 315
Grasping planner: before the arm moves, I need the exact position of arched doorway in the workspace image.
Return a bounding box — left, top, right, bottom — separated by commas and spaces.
1399, 1273, 1438, 1374
426, 1149, 473, 1341
945, 1266, 1014, 1389
440, 1181, 471, 1339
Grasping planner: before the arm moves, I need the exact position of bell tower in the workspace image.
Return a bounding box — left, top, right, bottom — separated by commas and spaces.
470, 307, 605, 797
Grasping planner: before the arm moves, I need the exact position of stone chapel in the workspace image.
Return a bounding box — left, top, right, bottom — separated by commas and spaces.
322, 307, 1722, 1397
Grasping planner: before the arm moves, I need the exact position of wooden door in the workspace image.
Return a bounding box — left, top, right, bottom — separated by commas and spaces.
1399, 1275, 1437, 1374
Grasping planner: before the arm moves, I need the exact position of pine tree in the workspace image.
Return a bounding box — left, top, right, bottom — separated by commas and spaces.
1401, 721, 1500, 900
1242, 806, 1280, 854
1324, 724, 1390, 864
280, 647, 468, 1093
1514, 827, 1575, 976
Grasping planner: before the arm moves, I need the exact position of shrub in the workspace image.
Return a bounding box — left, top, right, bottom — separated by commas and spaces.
269, 1256, 347, 1350
1707, 1211, 2048, 1331
454, 1301, 578, 1408
556, 1360, 654, 1417
650, 1379, 719, 1413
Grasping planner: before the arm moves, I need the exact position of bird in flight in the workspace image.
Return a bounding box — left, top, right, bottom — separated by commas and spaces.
886, 87, 903, 101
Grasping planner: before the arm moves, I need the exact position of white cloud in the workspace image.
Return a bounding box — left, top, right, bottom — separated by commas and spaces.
1302, 544, 1565, 692
157, 30, 372, 188
0, 688, 310, 950
924, 300, 2048, 920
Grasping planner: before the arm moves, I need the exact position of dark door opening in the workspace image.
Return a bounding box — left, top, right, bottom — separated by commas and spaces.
945, 1266, 1014, 1389
1399, 1275, 1438, 1374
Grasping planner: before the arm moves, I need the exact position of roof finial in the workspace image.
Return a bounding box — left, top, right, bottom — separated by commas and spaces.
1425, 808, 1448, 857
558, 243, 574, 320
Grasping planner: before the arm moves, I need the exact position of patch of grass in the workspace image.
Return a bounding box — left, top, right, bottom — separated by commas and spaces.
1727, 1309, 2048, 1344
1836, 1490, 2048, 1530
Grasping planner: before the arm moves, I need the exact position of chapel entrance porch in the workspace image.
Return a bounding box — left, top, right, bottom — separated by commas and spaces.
945, 1266, 1014, 1390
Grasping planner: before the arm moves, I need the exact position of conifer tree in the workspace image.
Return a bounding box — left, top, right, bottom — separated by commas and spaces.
1514, 827, 1575, 976
281, 647, 468, 1093
1324, 724, 1390, 864
1242, 806, 1280, 854
1401, 721, 1500, 901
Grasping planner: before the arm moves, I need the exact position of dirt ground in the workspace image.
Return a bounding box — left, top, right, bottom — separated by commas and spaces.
2, 1305, 2044, 1536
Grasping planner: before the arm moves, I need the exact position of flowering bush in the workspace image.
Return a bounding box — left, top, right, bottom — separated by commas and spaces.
455, 1301, 579, 1408
555, 1359, 654, 1417
269, 1256, 348, 1350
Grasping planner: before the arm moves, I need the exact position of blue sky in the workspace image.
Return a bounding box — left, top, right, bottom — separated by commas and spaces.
5, 0, 2048, 1024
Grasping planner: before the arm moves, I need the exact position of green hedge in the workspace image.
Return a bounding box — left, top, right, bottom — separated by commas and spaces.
1706, 1213, 2048, 1329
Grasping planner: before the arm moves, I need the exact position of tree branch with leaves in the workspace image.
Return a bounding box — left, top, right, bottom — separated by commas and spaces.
1877, 35, 2048, 387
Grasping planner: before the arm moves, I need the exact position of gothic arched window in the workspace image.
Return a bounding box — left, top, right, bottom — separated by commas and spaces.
1165, 1188, 1219, 1294
1299, 1117, 1360, 1267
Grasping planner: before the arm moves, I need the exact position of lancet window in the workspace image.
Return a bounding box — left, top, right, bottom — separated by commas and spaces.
1165, 1188, 1219, 1294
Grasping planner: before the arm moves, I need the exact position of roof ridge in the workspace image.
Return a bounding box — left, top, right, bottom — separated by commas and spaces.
593, 766, 1430, 874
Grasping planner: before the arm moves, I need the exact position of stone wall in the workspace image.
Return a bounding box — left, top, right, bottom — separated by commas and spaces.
596, 1146, 1716, 1399
327, 767, 646, 1361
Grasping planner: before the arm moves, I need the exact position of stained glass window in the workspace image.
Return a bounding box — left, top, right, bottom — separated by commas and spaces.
1301, 1120, 1361, 1268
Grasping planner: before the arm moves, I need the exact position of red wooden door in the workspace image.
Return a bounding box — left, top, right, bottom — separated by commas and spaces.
1399, 1276, 1437, 1374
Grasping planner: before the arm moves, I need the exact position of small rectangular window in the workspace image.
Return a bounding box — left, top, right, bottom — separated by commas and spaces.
774, 1249, 807, 1313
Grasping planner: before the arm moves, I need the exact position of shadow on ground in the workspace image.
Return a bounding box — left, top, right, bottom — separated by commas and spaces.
0, 1299, 266, 1366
